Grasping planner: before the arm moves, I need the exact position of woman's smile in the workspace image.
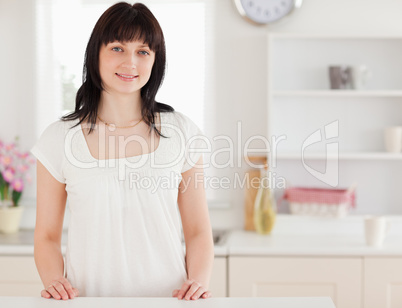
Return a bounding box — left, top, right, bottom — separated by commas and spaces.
115, 73, 139, 81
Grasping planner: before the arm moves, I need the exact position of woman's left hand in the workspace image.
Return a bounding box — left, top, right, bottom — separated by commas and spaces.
172, 279, 211, 300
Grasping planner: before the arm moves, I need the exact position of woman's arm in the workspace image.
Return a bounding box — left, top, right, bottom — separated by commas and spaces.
34, 160, 78, 300
174, 156, 214, 300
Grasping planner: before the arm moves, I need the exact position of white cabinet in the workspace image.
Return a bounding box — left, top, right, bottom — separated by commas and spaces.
209, 257, 227, 297
267, 34, 402, 214
0, 255, 227, 298
229, 256, 362, 308
364, 257, 402, 308
5, 252, 402, 307
0, 256, 43, 296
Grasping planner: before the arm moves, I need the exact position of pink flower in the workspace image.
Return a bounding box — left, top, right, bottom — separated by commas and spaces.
25, 173, 32, 184
0, 155, 13, 167
11, 178, 24, 192
27, 157, 36, 165
5, 143, 15, 151
2, 168, 15, 183
12, 149, 20, 157
17, 164, 29, 173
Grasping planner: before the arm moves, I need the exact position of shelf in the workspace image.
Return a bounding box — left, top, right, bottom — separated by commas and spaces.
267, 34, 402, 213
274, 152, 402, 160
268, 33, 402, 40
272, 90, 402, 98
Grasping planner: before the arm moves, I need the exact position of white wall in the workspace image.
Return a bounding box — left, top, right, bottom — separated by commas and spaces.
0, 0, 37, 146
0, 0, 37, 225
1, 0, 402, 229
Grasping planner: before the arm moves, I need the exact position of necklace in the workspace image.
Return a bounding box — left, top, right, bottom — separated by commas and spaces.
97, 115, 143, 129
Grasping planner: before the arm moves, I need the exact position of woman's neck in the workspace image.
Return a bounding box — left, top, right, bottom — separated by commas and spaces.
97, 91, 143, 126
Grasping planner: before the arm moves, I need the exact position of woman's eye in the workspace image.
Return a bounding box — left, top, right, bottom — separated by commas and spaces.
139, 50, 150, 55
112, 47, 123, 52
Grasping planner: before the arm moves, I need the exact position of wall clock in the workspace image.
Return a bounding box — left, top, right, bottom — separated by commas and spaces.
234, 0, 303, 25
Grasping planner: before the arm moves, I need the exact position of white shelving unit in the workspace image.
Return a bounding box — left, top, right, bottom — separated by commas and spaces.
267, 33, 402, 214
275, 152, 402, 160
267, 33, 402, 158
273, 90, 402, 98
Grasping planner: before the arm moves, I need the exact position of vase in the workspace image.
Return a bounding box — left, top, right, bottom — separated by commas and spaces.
0, 200, 24, 234
253, 165, 277, 235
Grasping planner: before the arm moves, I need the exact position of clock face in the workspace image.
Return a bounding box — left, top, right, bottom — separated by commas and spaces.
236, 0, 298, 24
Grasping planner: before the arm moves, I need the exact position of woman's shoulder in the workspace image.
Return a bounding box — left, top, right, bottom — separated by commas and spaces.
167, 110, 194, 126
40, 119, 65, 134
166, 110, 204, 137
38, 118, 79, 140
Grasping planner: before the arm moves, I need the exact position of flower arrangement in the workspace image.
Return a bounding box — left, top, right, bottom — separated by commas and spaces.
0, 136, 36, 207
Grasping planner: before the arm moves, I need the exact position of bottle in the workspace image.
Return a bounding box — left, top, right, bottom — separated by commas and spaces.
253, 163, 277, 235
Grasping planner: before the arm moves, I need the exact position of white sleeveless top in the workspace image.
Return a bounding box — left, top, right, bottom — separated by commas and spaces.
30, 111, 205, 297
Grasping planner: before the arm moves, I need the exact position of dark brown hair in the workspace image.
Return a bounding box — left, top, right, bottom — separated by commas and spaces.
61, 2, 174, 136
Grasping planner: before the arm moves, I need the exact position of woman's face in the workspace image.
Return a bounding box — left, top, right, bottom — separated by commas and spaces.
98, 40, 155, 95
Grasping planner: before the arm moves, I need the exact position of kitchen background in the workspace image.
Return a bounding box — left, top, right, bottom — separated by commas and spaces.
1, 0, 402, 230
2, 1, 402, 307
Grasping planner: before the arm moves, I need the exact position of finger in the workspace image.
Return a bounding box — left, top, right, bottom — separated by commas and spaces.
177, 279, 194, 300
51, 281, 69, 300
72, 287, 79, 297
58, 277, 75, 299
190, 286, 207, 300
172, 289, 179, 297
41, 289, 51, 299
46, 285, 61, 300
184, 282, 201, 300
202, 291, 212, 298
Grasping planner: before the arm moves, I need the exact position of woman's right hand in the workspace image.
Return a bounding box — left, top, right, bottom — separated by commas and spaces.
41, 277, 79, 300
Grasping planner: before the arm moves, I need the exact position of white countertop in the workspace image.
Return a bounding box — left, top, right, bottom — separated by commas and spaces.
226, 231, 402, 256
225, 215, 402, 257
1, 215, 401, 257
0, 296, 335, 308
0, 229, 228, 256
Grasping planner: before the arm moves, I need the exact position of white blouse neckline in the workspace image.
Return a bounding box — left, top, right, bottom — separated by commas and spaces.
76, 112, 166, 162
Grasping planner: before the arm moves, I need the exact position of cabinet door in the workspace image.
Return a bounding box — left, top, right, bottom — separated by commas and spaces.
229, 256, 361, 308
0, 255, 228, 297
209, 257, 227, 297
0, 256, 43, 296
364, 257, 402, 308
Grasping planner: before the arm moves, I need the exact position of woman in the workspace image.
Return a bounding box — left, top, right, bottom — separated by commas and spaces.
30, 2, 214, 301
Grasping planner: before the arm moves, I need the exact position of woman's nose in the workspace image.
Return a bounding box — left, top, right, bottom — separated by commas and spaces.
122, 54, 137, 69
